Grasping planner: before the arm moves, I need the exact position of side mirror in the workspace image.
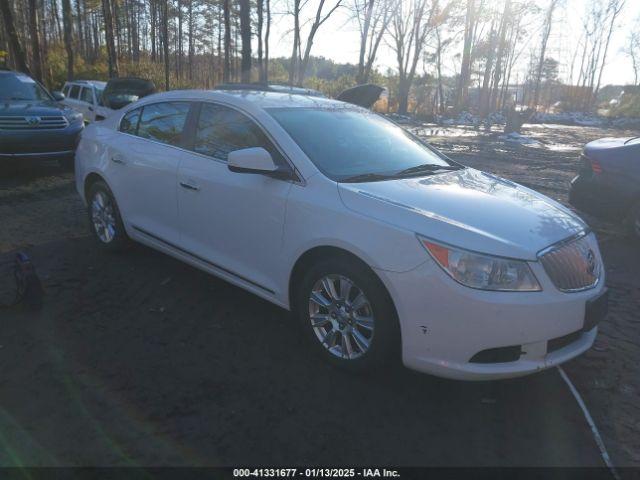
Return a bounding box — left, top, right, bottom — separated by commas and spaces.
228, 147, 294, 180
52, 91, 65, 101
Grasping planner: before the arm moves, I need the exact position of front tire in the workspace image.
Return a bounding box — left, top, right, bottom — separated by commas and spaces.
87, 180, 130, 251
295, 257, 399, 372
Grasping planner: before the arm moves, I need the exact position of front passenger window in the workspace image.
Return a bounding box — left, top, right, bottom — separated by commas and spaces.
194, 103, 283, 163
137, 102, 190, 147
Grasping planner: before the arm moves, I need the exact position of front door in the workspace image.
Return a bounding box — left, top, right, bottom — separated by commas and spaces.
177, 102, 293, 295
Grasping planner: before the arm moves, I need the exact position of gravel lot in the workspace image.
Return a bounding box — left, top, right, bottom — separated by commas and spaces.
0, 123, 638, 469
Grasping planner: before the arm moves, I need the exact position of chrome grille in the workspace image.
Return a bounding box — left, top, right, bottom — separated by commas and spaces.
540, 234, 600, 292
0, 115, 69, 130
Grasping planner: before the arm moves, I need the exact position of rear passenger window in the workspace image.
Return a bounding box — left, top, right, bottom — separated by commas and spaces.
194, 103, 283, 163
120, 108, 142, 135
69, 85, 80, 99
80, 87, 93, 104
137, 102, 190, 147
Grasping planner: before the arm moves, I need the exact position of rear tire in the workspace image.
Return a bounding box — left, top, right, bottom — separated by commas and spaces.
87, 180, 130, 252
294, 256, 399, 372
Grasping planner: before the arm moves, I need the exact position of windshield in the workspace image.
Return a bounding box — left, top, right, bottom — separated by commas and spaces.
0, 74, 52, 101
268, 107, 455, 181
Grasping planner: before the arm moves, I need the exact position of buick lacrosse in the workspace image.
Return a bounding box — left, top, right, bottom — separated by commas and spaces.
75, 90, 607, 380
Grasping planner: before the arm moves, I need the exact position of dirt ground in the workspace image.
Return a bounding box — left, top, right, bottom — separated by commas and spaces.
0, 123, 638, 469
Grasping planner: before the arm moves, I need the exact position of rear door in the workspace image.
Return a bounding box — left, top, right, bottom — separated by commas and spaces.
107, 101, 193, 245
176, 102, 294, 294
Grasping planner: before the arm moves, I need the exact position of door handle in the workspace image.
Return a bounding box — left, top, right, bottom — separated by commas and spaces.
111, 154, 126, 165
179, 181, 200, 191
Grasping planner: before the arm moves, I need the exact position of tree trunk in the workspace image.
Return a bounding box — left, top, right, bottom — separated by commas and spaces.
257, 0, 264, 82
594, 1, 623, 104
455, 0, 475, 111
264, 0, 270, 81
533, 0, 558, 108
0, 0, 31, 74
61, 0, 74, 80
289, 0, 300, 85
75, 0, 84, 58
357, 0, 375, 84
150, 0, 157, 61
188, 0, 194, 81
27, 0, 42, 82
223, 0, 231, 82
162, 0, 169, 90
239, 0, 251, 82
176, 0, 182, 79
102, 0, 118, 77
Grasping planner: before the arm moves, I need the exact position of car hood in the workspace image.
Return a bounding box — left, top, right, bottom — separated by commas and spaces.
0, 99, 69, 116
338, 168, 587, 260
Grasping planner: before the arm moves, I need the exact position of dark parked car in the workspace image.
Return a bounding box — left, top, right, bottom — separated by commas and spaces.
0, 69, 83, 167
101, 77, 156, 110
569, 137, 640, 238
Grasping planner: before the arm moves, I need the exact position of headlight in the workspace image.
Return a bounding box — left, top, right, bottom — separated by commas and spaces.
418, 236, 541, 291
65, 111, 83, 125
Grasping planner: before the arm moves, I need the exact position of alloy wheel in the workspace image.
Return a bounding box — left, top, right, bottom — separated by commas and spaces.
91, 191, 117, 243
308, 274, 375, 360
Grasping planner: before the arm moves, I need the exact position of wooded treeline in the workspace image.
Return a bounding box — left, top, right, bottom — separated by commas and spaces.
0, 0, 637, 117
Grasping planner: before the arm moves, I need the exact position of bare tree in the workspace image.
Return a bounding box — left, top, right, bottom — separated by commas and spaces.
532, 0, 558, 108
389, 0, 437, 114
61, 0, 74, 79
239, 0, 251, 82
624, 28, 639, 85
103, 0, 119, 77
593, 0, 625, 100
288, 0, 342, 85
454, 0, 476, 111
264, 0, 271, 81
257, 0, 264, 81
353, 0, 394, 84
223, 0, 231, 82
0, 0, 31, 74
28, 0, 43, 82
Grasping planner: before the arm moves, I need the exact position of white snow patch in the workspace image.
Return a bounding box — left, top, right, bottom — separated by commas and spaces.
498, 132, 541, 145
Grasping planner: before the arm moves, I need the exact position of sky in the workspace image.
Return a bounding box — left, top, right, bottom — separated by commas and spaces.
264, 0, 638, 86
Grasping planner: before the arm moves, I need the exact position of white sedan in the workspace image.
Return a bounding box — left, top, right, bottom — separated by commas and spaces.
75, 89, 608, 380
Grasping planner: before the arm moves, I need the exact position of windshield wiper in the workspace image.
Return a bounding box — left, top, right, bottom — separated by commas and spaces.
395, 163, 462, 177
340, 172, 397, 183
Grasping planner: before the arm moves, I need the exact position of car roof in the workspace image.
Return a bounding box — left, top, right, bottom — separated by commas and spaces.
137, 89, 357, 112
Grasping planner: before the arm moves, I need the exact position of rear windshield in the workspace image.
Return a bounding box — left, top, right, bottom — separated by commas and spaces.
0, 74, 52, 101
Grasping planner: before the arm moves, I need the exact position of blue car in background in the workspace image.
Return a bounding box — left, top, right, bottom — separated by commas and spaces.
570, 137, 640, 238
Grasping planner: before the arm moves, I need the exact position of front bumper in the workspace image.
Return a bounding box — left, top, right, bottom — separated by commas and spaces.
376, 251, 606, 381
0, 122, 83, 159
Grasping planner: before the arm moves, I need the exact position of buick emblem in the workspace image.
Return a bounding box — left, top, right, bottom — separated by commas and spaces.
586, 249, 596, 275
26, 116, 41, 126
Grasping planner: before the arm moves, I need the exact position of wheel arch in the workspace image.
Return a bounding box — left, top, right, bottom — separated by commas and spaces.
83, 171, 109, 203
287, 245, 399, 320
